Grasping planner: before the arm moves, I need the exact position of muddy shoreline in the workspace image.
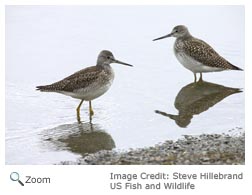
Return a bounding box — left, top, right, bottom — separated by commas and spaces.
60, 133, 245, 165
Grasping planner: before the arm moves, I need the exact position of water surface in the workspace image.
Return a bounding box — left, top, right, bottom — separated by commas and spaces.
6, 6, 244, 164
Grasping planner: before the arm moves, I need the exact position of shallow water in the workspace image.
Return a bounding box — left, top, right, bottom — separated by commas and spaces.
5, 6, 244, 164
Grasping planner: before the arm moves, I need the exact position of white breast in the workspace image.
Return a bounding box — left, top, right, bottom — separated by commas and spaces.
60, 68, 115, 101
175, 51, 223, 73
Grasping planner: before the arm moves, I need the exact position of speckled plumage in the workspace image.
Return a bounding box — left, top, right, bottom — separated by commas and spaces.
174, 35, 241, 71
153, 25, 243, 81
37, 50, 132, 120
37, 65, 114, 100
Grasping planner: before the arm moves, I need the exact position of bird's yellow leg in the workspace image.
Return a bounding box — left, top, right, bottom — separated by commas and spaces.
89, 101, 94, 116
77, 114, 81, 123
199, 73, 203, 82
194, 73, 197, 83
76, 100, 84, 117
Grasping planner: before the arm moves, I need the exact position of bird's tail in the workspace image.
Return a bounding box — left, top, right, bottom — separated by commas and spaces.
36, 84, 56, 92
229, 62, 243, 71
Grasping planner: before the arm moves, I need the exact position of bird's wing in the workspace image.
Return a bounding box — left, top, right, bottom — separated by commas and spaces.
37, 66, 103, 92
183, 38, 234, 69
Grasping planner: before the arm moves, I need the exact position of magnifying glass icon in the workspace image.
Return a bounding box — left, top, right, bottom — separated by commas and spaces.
10, 172, 24, 186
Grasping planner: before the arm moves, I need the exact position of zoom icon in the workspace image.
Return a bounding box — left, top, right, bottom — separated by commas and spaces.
10, 172, 24, 186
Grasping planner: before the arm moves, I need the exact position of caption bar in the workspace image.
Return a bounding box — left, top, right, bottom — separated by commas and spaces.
109, 172, 243, 190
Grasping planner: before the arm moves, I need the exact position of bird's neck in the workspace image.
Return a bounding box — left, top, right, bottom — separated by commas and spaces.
96, 63, 111, 69
177, 33, 193, 41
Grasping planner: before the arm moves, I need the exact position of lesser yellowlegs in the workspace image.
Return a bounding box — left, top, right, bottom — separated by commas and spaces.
36, 50, 133, 121
153, 25, 243, 82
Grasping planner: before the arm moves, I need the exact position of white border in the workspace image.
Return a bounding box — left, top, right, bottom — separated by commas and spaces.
1, 1, 251, 195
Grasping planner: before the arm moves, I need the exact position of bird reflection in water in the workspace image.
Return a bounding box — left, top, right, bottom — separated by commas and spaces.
155, 81, 242, 128
42, 122, 115, 156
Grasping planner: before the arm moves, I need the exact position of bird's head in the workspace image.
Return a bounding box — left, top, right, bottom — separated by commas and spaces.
97, 50, 133, 67
153, 25, 190, 41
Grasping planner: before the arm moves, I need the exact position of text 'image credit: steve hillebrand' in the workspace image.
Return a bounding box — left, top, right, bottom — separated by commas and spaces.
109, 172, 243, 190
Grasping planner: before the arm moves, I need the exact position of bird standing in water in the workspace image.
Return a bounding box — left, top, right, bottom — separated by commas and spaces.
153, 25, 243, 82
37, 50, 133, 121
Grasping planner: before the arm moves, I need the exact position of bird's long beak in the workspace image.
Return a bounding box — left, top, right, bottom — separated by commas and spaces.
113, 59, 133, 67
153, 33, 172, 41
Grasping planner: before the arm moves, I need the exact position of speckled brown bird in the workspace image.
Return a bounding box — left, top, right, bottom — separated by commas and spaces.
36, 50, 133, 121
153, 25, 243, 82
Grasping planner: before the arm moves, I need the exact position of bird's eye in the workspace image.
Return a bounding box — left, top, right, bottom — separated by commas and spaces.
107, 56, 110, 59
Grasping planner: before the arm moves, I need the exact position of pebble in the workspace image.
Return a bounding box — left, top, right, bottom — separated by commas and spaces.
60, 133, 244, 165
